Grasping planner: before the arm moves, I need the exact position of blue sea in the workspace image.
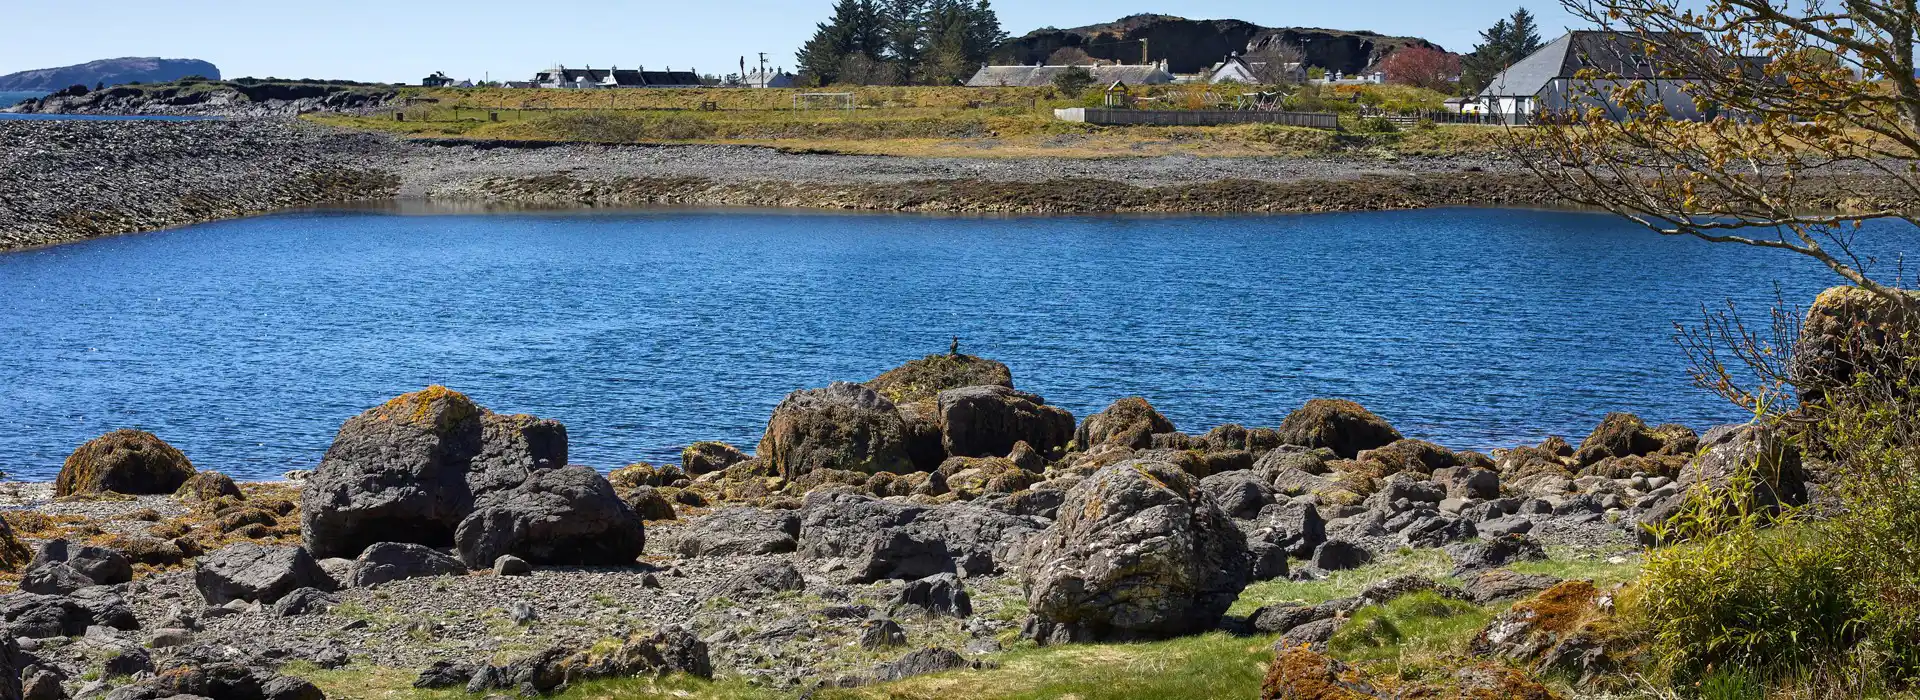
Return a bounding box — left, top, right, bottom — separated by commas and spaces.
0, 91, 44, 107
0, 206, 1892, 480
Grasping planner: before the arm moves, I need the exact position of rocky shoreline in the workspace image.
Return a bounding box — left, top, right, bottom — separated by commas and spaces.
10, 117, 1916, 252
0, 338, 1841, 699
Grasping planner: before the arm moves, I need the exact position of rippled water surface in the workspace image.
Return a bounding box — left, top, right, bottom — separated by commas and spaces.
0, 206, 1876, 480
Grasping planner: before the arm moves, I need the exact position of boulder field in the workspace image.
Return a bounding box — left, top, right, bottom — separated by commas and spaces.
2, 349, 1836, 698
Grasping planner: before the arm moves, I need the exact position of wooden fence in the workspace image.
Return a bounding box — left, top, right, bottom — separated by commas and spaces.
1056, 108, 1340, 129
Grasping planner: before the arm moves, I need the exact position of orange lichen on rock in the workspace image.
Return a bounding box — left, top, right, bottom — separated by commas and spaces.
374, 385, 481, 432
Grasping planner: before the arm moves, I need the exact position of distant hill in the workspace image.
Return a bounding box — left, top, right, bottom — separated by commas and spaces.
992, 14, 1447, 75
0, 58, 220, 91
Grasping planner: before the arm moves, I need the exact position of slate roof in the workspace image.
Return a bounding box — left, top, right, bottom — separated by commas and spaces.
966, 64, 1174, 87
533, 67, 703, 87
1479, 31, 1708, 97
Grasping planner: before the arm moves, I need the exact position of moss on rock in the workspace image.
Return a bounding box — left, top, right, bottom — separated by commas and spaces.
175, 471, 243, 503
55, 429, 197, 497
864, 353, 1014, 406
1275, 400, 1402, 459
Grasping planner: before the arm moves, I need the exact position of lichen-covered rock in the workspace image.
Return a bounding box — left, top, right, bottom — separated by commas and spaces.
1571, 413, 1673, 467
1463, 569, 1562, 605
759, 382, 915, 478
1794, 286, 1920, 405
870, 647, 974, 683
1201, 470, 1277, 520
299, 387, 568, 559
55, 430, 196, 497
173, 471, 244, 504
940, 457, 1042, 500
679, 441, 748, 475
1021, 459, 1249, 643
1274, 400, 1402, 459
454, 465, 644, 568
194, 542, 331, 605
619, 485, 678, 521
1260, 647, 1379, 699
937, 385, 1074, 458
865, 353, 1014, 406
1353, 439, 1471, 477
1074, 397, 1176, 450
1261, 647, 1561, 700
1472, 581, 1630, 686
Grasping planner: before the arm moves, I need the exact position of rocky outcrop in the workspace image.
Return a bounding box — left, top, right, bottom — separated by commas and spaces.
680, 441, 748, 475
24, 540, 132, 593
1022, 459, 1249, 643
990, 15, 1447, 75
796, 491, 1044, 582
936, 385, 1074, 458
1275, 400, 1402, 459
55, 430, 196, 497
455, 466, 645, 568
1074, 397, 1176, 450
759, 383, 915, 478
673, 508, 801, 557
299, 386, 569, 560
10, 80, 399, 119
865, 354, 1014, 406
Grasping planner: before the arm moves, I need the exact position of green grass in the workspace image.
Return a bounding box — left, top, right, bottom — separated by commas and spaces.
1228, 549, 1456, 616
293, 633, 1277, 700
1325, 591, 1495, 667
1506, 548, 1643, 588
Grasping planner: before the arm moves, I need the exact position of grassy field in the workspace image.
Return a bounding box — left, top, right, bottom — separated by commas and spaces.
291, 549, 1638, 700
308, 84, 1512, 159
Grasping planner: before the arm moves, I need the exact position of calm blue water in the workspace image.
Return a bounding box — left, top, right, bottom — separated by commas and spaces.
0, 91, 45, 107
0, 207, 1885, 481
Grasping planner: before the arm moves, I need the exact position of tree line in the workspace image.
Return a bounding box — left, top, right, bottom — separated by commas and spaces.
797, 0, 1007, 86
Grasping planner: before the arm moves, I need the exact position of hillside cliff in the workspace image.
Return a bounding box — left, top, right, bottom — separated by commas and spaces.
0, 57, 220, 91
991, 14, 1447, 75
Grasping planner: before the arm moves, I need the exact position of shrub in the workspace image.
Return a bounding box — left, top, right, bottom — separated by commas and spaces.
1051, 67, 1094, 97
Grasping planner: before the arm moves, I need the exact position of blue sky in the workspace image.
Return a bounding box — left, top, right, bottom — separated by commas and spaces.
3, 1, 1584, 83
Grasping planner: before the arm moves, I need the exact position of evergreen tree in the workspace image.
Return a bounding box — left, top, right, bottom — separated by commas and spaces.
1460, 7, 1545, 93
884, 0, 931, 77
796, 0, 888, 85
919, 0, 1007, 85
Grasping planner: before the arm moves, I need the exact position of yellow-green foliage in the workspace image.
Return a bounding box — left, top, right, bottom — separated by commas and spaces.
1630, 523, 1860, 684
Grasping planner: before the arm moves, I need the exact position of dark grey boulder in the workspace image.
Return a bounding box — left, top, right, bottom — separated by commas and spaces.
492, 555, 531, 576
796, 491, 1043, 582
1400, 514, 1477, 548
936, 385, 1075, 458
350, 542, 468, 587
859, 618, 908, 649
300, 388, 568, 559
1251, 601, 1343, 634
1446, 535, 1548, 575
673, 508, 801, 557
1311, 539, 1371, 571
194, 543, 331, 605
1476, 515, 1535, 537
19, 562, 92, 596
1463, 569, 1562, 604
412, 660, 475, 689
454, 465, 644, 568
871, 647, 972, 683
29, 540, 132, 587
1074, 397, 1176, 450
1256, 501, 1326, 559
1021, 459, 1249, 643
891, 573, 973, 618
270, 587, 336, 617
1200, 471, 1275, 520
706, 560, 805, 601
7, 589, 133, 638
1275, 617, 1344, 651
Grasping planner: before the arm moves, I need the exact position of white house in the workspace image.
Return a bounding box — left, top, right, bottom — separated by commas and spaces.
1204, 55, 1305, 85
1478, 31, 1741, 122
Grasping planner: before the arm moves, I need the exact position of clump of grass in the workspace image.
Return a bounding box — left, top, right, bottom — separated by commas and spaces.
1229, 549, 1454, 616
